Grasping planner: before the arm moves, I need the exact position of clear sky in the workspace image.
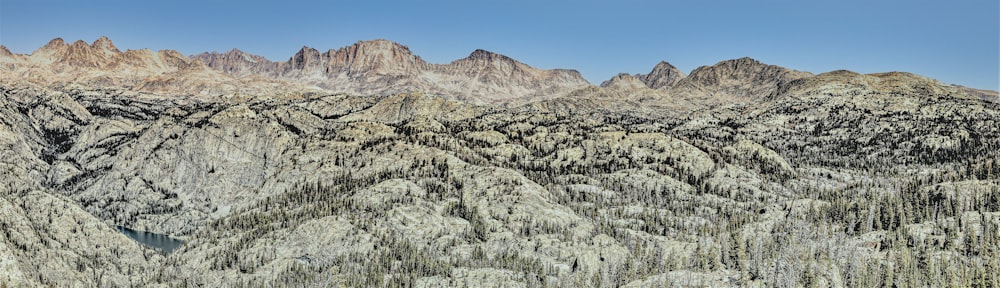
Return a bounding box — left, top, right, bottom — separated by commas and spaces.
2, 0, 998, 90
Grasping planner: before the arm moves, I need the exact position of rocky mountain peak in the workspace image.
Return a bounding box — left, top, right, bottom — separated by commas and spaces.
701, 57, 763, 73
673, 57, 813, 102
293, 46, 321, 57
732, 56, 761, 65
330, 39, 424, 75
62, 39, 112, 67
465, 49, 516, 63
40, 37, 68, 52
288, 46, 323, 70
217, 48, 259, 61
451, 49, 538, 76
91, 36, 119, 53
193, 48, 275, 76
336, 40, 416, 60
68, 39, 91, 51
641, 61, 686, 89
600, 73, 648, 90
159, 49, 193, 67
686, 57, 809, 86
822, 69, 863, 78
344, 39, 413, 55
215, 48, 252, 58
197, 48, 270, 66
0, 45, 12, 57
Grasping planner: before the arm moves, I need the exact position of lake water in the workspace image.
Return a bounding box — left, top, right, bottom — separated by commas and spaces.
116, 226, 185, 254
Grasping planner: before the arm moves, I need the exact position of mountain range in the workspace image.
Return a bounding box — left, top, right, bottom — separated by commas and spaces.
1, 36, 998, 287
3, 36, 591, 104
6, 36, 994, 106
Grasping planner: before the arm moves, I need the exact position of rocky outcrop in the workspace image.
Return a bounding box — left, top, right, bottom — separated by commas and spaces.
669, 57, 813, 104
326, 39, 427, 76
639, 61, 686, 89
600, 73, 648, 90
599, 61, 686, 91
192, 48, 275, 76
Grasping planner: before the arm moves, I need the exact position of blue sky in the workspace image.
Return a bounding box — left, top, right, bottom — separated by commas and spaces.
2, 0, 998, 90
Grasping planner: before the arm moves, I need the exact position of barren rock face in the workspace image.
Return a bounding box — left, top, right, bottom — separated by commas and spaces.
192, 48, 275, 77
600, 73, 648, 90
0, 37, 998, 287
640, 61, 686, 90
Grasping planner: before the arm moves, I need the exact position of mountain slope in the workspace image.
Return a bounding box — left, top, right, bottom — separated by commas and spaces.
0, 36, 998, 287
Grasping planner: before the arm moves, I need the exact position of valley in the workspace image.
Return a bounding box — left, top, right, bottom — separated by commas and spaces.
0, 37, 997, 287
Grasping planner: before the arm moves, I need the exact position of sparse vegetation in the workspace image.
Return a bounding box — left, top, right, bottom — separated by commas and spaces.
0, 79, 998, 287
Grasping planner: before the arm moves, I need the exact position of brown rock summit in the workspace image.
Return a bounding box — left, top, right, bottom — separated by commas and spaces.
450, 49, 525, 80
327, 39, 426, 76
0, 45, 11, 57
30, 37, 117, 69
24, 36, 185, 71
600, 73, 648, 90
674, 57, 813, 100
63, 39, 117, 67
439, 49, 590, 102
29, 38, 70, 65
597, 61, 685, 91
192, 48, 274, 76
41, 37, 67, 49
284, 46, 323, 73
640, 61, 686, 89
195, 40, 432, 78
91, 36, 120, 54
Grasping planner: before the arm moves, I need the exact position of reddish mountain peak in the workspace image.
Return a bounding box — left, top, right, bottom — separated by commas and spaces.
466, 49, 515, 62
159, 49, 186, 60
650, 61, 680, 73
329, 39, 423, 75
91, 36, 120, 53
687, 57, 793, 82
333, 39, 418, 62
293, 46, 321, 57
600, 73, 647, 90
40, 38, 68, 51
350, 39, 412, 52
642, 61, 686, 89
289, 46, 323, 69
69, 39, 90, 48
451, 49, 527, 72
191, 48, 275, 75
